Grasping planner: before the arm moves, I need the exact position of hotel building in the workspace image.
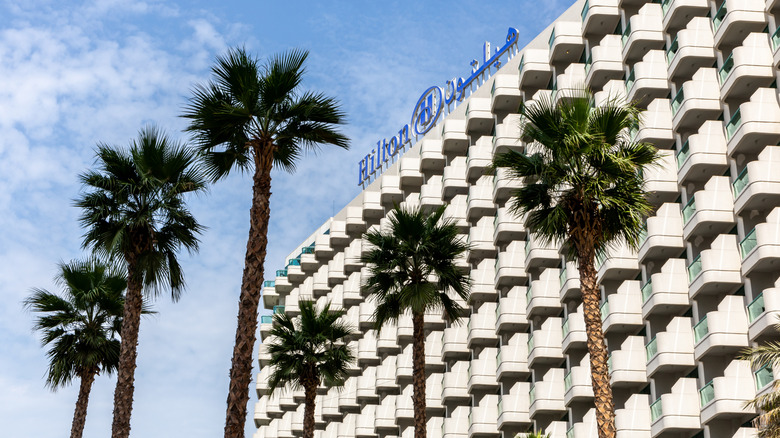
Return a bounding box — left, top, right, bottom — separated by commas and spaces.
254, 0, 780, 437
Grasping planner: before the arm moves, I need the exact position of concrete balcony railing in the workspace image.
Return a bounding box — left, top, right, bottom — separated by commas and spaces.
467, 302, 498, 348
468, 347, 499, 394
442, 157, 468, 200
525, 235, 560, 269
568, 409, 598, 438
741, 206, 780, 275
552, 63, 587, 104
518, 49, 553, 92
358, 329, 380, 366
498, 382, 532, 430
497, 333, 530, 381
638, 202, 685, 263
699, 360, 757, 424
597, 239, 639, 281
327, 253, 346, 286
682, 175, 736, 240
470, 257, 497, 302
396, 344, 412, 384
380, 174, 403, 207
645, 316, 695, 377
626, 50, 670, 107
396, 386, 414, 424
464, 98, 492, 136
338, 378, 359, 412
548, 21, 585, 64
622, 3, 665, 63
420, 175, 444, 209
687, 234, 742, 299
468, 217, 496, 263
564, 355, 594, 406
712, 0, 767, 49
649, 378, 702, 436
399, 156, 423, 189
442, 361, 470, 404
361, 190, 383, 221
602, 280, 643, 333
356, 366, 378, 404
719, 32, 774, 100
734, 146, 780, 215
496, 285, 529, 333
748, 277, 780, 341
529, 368, 566, 418
643, 149, 679, 205
443, 194, 468, 232
526, 267, 563, 318
441, 324, 469, 360
693, 295, 749, 360
490, 73, 522, 113
443, 406, 469, 438
441, 118, 469, 154
634, 98, 674, 149
671, 68, 722, 132
425, 331, 445, 373
495, 243, 526, 288
726, 87, 780, 158
529, 316, 564, 366
466, 137, 493, 183
374, 394, 396, 433
377, 324, 399, 355
492, 114, 523, 157
581, 0, 620, 37
355, 404, 376, 438
466, 176, 496, 223
426, 373, 445, 414
493, 205, 525, 245
676, 120, 728, 184
667, 16, 716, 80
585, 34, 624, 90
641, 258, 690, 317
559, 260, 581, 302
376, 355, 397, 393
662, 0, 710, 33
468, 394, 500, 438
345, 206, 366, 235
563, 307, 587, 352
593, 79, 628, 107
615, 394, 651, 436
610, 336, 649, 388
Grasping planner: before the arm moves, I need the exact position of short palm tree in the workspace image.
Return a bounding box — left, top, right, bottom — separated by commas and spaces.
742, 334, 780, 438
266, 299, 354, 438
361, 205, 470, 438
183, 47, 349, 438
75, 126, 206, 438
24, 259, 126, 438
491, 90, 659, 438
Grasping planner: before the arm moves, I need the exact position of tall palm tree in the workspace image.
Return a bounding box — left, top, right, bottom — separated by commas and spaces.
24, 259, 127, 438
491, 90, 659, 438
361, 205, 470, 438
182, 47, 349, 438
75, 126, 206, 438
742, 334, 780, 438
266, 299, 354, 438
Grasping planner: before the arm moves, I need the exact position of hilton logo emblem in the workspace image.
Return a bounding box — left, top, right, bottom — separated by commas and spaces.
411, 86, 444, 137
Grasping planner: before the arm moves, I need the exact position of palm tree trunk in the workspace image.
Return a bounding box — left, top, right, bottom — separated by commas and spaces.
111, 255, 143, 438
412, 311, 427, 438
577, 249, 616, 438
224, 145, 274, 438
303, 381, 317, 438
70, 370, 96, 438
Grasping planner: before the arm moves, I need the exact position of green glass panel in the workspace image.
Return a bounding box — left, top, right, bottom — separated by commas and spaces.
682, 196, 696, 223
527, 334, 535, 351
581, 0, 590, 21
549, 29, 556, 49
666, 37, 678, 64
748, 293, 765, 323
726, 109, 742, 140
526, 285, 533, 305
699, 381, 715, 406
518, 55, 526, 75
671, 88, 684, 115
525, 239, 531, 256
625, 68, 636, 92
529, 386, 536, 404
650, 398, 663, 421
608, 355, 613, 373
733, 167, 749, 198
688, 255, 702, 283
639, 224, 648, 247
622, 22, 632, 46
756, 364, 774, 390
646, 337, 658, 360
719, 54, 734, 84
276, 269, 288, 277
260, 315, 273, 324
773, 26, 780, 50
601, 301, 610, 319
273, 305, 285, 314
497, 398, 503, 416
301, 246, 315, 254
564, 372, 573, 391
641, 281, 653, 302
693, 316, 709, 343
263, 280, 275, 288
741, 228, 758, 258
562, 318, 570, 338
567, 427, 575, 438
676, 141, 690, 169
585, 53, 593, 74
288, 258, 301, 267
559, 267, 567, 288
713, 2, 727, 32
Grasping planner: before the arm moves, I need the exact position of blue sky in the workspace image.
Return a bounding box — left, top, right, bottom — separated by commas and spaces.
0, 1, 573, 436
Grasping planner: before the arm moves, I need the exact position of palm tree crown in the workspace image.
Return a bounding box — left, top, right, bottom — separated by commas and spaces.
742, 334, 780, 438
266, 299, 354, 438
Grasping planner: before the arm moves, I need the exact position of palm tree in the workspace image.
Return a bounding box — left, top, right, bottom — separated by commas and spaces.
75, 126, 206, 438
491, 90, 659, 438
742, 335, 780, 438
361, 205, 470, 438
266, 299, 354, 438
182, 47, 349, 438
24, 259, 127, 438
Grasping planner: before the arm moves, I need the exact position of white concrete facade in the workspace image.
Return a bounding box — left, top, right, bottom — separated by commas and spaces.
254, 1, 780, 437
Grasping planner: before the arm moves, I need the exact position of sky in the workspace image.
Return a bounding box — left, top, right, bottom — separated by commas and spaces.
0, 1, 573, 437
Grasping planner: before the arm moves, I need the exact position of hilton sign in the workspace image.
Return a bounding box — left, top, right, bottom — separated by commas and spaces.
357, 28, 520, 187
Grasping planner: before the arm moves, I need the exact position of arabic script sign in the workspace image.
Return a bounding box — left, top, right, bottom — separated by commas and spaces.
357, 28, 520, 187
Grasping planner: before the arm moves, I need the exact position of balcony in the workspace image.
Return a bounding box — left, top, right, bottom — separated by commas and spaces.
380, 174, 403, 207
399, 156, 423, 188
468, 348, 499, 393
359, 301, 374, 330
677, 120, 728, 184
528, 317, 564, 366
622, 3, 665, 63
564, 356, 595, 406
442, 324, 470, 360
581, 0, 619, 37
338, 378, 359, 412
645, 316, 695, 377
355, 405, 377, 438
443, 194, 468, 232
322, 388, 342, 420
496, 286, 529, 333
343, 272, 362, 305
466, 179, 496, 224
693, 295, 749, 360
626, 50, 670, 108
262, 282, 279, 308
256, 366, 271, 395
443, 406, 469, 438
494, 205, 525, 245
467, 137, 493, 183
361, 190, 383, 222
610, 336, 649, 388
597, 240, 639, 281
682, 176, 737, 240
748, 281, 780, 341
374, 394, 396, 433
469, 395, 500, 438
649, 378, 701, 436
525, 235, 560, 269
470, 258, 497, 301
602, 280, 643, 333
490, 74, 522, 113
467, 302, 498, 348
563, 308, 587, 352
529, 368, 566, 417
442, 361, 470, 403
548, 22, 585, 65
497, 333, 530, 380
492, 113, 522, 156
742, 207, 780, 275
643, 149, 679, 205
420, 138, 445, 172
395, 344, 412, 383
699, 360, 757, 424
441, 118, 469, 154
495, 242, 526, 288
712, 0, 768, 49
634, 98, 674, 149
427, 373, 445, 415
585, 36, 624, 91
662, 0, 710, 33
377, 324, 400, 355
638, 202, 685, 263
345, 206, 366, 235
719, 33, 774, 100
666, 17, 716, 80
526, 268, 563, 318
327, 254, 346, 286
426, 331, 445, 373
559, 261, 581, 301
465, 98, 493, 136
568, 410, 598, 438
735, 146, 780, 214
420, 175, 444, 209
498, 382, 532, 429
518, 49, 553, 92
615, 394, 652, 436
442, 157, 468, 200
671, 68, 722, 132
397, 314, 413, 344
688, 234, 742, 299
376, 355, 398, 393
356, 366, 378, 404
593, 78, 628, 107
358, 330, 380, 366
553, 63, 587, 104
726, 88, 780, 158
